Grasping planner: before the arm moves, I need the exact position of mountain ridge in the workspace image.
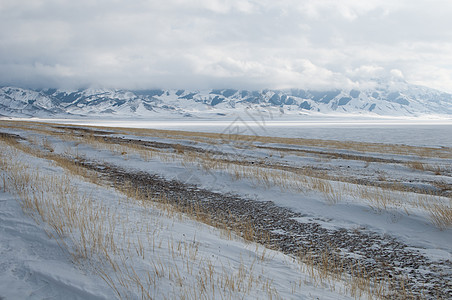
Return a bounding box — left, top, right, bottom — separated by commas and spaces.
1, 80, 452, 118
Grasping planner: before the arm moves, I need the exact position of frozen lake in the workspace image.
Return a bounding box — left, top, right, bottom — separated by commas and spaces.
13, 117, 452, 147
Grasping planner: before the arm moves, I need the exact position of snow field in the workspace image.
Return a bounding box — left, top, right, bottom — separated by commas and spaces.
1, 120, 451, 299
0, 141, 358, 299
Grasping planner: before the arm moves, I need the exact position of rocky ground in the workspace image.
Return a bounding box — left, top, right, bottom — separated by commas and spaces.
78, 158, 451, 299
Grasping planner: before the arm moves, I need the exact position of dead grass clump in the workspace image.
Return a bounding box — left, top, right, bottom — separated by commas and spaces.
309, 178, 341, 205
42, 137, 54, 152
174, 144, 184, 154
406, 161, 425, 171
416, 195, 452, 230
298, 249, 392, 299
428, 203, 452, 230
354, 186, 394, 213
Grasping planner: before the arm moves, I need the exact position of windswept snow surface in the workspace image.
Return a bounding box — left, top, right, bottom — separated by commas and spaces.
0, 193, 111, 299
0, 141, 353, 299
0, 183, 113, 299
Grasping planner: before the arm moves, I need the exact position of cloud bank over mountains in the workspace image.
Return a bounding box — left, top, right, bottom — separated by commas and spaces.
1, 1, 452, 92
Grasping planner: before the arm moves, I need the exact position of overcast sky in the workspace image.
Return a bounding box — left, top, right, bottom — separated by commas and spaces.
1, 0, 452, 92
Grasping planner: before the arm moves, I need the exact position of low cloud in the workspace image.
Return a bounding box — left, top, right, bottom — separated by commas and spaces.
1, 0, 452, 92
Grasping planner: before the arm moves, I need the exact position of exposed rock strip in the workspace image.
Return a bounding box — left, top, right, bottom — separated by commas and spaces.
78, 159, 451, 299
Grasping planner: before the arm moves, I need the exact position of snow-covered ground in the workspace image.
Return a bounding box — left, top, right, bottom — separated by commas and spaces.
0, 119, 451, 299
0, 190, 114, 299
0, 141, 353, 299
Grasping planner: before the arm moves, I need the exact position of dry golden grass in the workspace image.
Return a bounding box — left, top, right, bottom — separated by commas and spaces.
406, 161, 451, 177
428, 203, 452, 229
295, 249, 399, 300
416, 195, 452, 230
406, 161, 425, 171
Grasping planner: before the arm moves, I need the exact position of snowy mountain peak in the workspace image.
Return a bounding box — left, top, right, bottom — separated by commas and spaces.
1, 81, 452, 118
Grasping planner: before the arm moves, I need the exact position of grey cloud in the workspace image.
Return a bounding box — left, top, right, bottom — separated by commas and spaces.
0, 0, 452, 92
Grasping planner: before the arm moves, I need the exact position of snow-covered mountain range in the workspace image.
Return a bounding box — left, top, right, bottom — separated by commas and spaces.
1, 80, 452, 119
